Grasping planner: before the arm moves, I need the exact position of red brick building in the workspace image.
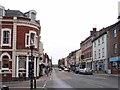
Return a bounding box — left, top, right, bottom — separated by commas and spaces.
0, 5, 41, 81
108, 21, 120, 74
80, 28, 97, 69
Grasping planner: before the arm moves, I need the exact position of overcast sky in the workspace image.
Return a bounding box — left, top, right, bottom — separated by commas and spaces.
1, 0, 119, 64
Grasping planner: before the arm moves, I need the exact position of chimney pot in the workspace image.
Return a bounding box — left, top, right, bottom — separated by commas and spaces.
93, 28, 96, 31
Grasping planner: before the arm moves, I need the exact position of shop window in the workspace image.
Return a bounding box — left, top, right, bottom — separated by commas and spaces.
19, 56, 26, 69
112, 62, 118, 71
118, 62, 120, 70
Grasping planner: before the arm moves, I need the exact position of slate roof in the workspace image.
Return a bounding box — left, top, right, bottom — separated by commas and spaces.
5, 9, 27, 17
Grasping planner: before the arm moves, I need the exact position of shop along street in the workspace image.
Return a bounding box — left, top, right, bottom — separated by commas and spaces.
2, 68, 119, 89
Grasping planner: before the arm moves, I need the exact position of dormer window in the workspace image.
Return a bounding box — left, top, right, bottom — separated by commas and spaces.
24, 10, 37, 20
31, 11, 36, 20
29, 10, 36, 20
0, 5, 5, 16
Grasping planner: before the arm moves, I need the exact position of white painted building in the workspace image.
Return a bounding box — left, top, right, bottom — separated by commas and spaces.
92, 29, 108, 73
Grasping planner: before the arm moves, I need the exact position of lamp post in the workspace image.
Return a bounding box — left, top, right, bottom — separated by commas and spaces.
30, 45, 34, 89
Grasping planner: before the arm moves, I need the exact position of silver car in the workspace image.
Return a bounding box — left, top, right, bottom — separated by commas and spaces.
80, 68, 93, 75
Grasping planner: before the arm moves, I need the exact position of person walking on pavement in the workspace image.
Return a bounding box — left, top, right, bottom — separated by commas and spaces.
45, 66, 49, 77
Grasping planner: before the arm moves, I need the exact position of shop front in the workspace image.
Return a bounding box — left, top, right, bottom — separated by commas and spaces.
93, 59, 107, 73
109, 56, 120, 74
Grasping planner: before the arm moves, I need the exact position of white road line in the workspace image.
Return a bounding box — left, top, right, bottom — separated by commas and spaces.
43, 80, 47, 88
9, 87, 43, 88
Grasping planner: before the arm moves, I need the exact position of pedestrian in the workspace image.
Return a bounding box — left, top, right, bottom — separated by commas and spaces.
45, 67, 48, 77
49, 67, 52, 75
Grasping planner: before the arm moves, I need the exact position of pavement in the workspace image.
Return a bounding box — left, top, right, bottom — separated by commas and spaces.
93, 72, 119, 77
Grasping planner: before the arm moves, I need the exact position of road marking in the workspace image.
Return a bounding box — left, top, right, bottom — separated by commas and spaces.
43, 80, 47, 88
9, 86, 43, 88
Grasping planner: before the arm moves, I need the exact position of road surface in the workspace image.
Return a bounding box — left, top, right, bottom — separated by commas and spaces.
2, 68, 119, 90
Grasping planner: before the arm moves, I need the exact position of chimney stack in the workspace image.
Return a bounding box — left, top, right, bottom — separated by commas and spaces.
90, 28, 97, 36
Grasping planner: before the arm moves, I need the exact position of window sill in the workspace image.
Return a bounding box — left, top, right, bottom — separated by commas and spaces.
2, 68, 9, 70
1, 44, 11, 47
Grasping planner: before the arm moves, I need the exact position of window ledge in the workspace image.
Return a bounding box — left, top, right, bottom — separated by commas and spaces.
2, 68, 9, 70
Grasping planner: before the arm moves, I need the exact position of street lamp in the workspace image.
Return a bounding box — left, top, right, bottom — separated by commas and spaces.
29, 45, 36, 89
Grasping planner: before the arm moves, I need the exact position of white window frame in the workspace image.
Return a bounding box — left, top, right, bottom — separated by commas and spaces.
98, 49, 101, 58
29, 31, 36, 46
113, 43, 117, 54
102, 48, 104, 58
113, 29, 117, 37
25, 33, 29, 47
1, 28, 11, 47
114, 43, 117, 49
0, 52, 11, 70
35, 36, 38, 48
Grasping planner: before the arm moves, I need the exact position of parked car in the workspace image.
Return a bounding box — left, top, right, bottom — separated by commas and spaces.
80, 68, 93, 75
59, 68, 62, 71
59, 65, 65, 70
75, 66, 80, 74
64, 67, 69, 71
79, 68, 85, 74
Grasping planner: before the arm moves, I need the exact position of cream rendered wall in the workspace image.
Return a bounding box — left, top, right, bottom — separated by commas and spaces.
76, 49, 81, 65
64, 57, 67, 67
39, 41, 44, 64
